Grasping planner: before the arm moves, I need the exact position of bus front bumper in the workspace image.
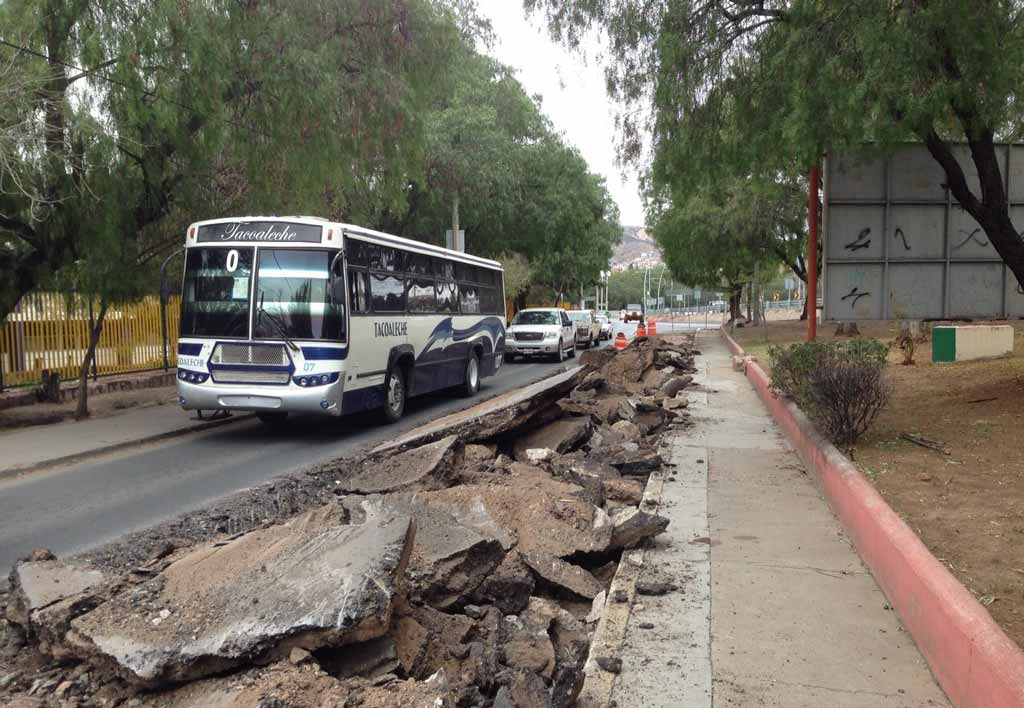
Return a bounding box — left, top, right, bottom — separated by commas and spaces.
176, 378, 345, 417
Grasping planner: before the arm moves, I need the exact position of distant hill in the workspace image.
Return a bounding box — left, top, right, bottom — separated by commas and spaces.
611, 226, 663, 271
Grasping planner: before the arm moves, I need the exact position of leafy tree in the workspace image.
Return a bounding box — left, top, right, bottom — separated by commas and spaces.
498, 250, 532, 313
381, 49, 621, 299
0, 0, 463, 414
528, 0, 1024, 289
607, 268, 645, 310
649, 173, 794, 322
0, 0, 462, 324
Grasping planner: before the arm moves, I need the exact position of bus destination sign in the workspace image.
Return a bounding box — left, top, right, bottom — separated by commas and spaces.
196, 221, 323, 243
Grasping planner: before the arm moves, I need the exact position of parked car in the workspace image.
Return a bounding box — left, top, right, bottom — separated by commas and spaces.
567, 310, 600, 348
622, 304, 644, 322
505, 308, 576, 362
595, 313, 613, 340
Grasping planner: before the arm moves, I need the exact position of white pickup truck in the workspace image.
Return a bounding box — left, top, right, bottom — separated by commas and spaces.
567, 310, 600, 348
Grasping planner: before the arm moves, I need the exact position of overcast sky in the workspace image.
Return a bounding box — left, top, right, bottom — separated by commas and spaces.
477, 1, 646, 227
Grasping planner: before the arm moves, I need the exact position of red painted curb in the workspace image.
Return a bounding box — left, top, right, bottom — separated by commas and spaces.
720, 329, 1024, 708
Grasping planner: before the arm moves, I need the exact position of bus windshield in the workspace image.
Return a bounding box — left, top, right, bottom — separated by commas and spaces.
253, 249, 345, 341
180, 247, 254, 338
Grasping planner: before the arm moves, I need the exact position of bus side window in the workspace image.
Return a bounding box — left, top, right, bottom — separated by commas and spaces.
436, 280, 458, 313
460, 283, 480, 314
348, 268, 369, 314
371, 272, 406, 312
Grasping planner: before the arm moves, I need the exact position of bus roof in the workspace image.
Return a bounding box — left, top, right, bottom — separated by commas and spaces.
186, 216, 502, 271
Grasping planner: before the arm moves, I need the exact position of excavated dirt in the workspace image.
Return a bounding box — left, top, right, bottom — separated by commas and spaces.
0, 334, 698, 708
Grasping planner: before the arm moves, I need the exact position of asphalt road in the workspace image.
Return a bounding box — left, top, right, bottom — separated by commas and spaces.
0, 319, 715, 573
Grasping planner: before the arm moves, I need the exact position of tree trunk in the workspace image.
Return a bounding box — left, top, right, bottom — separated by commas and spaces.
800, 296, 809, 321
745, 281, 753, 321
728, 283, 743, 322
514, 290, 528, 316
923, 129, 1024, 291
75, 300, 109, 421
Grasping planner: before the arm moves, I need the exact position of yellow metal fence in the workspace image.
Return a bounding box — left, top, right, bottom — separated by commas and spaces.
0, 293, 181, 389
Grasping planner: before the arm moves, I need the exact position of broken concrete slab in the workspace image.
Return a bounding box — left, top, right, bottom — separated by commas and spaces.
8, 560, 109, 656
372, 368, 582, 454
347, 495, 505, 609
472, 552, 535, 615
577, 371, 607, 392
525, 448, 556, 464
512, 417, 591, 461
509, 670, 554, 708
602, 348, 655, 388
661, 375, 693, 398
603, 478, 644, 505
602, 446, 663, 476
67, 507, 415, 687
609, 419, 641, 442
609, 507, 670, 549
500, 613, 556, 679
664, 395, 689, 411
337, 435, 460, 494
522, 553, 603, 600
413, 479, 611, 558
8, 560, 106, 628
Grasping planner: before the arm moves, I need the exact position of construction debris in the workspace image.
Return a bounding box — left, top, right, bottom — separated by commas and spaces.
0, 333, 699, 707
67, 508, 415, 686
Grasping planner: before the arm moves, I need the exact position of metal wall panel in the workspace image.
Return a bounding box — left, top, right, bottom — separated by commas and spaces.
824, 144, 1022, 320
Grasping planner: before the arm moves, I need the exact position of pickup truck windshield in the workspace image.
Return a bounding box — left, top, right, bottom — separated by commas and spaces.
512, 311, 558, 326
567, 312, 591, 322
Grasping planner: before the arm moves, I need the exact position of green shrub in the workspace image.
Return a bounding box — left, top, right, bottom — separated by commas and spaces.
768, 338, 892, 448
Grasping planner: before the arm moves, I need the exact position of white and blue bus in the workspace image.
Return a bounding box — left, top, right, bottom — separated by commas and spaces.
175, 217, 506, 424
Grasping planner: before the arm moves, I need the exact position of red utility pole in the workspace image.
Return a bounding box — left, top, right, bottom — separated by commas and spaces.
807, 163, 820, 341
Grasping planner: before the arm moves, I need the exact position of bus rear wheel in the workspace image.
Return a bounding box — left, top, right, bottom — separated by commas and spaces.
382, 366, 406, 423
256, 412, 288, 426
462, 352, 480, 397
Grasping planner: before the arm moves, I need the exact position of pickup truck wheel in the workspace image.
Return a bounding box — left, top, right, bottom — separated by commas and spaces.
568, 341, 576, 358
555, 339, 565, 363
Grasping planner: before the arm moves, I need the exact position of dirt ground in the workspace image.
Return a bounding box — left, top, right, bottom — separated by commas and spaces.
0, 385, 177, 431
734, 317, 1024, 648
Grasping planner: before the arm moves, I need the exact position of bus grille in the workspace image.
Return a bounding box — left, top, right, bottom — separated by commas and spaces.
210, 343, 290, 366
210, 369, 291, 385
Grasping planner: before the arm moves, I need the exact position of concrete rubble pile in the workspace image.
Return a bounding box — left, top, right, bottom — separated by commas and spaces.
0, 334, 698, 708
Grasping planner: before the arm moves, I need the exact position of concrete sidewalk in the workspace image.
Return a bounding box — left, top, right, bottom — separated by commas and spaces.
0, 404, 243, 474
606, 332, 948, 707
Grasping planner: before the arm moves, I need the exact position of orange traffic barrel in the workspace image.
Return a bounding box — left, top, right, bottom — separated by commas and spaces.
614, 332, 628, 349
636, 321, 647, 337
647, 318, 657, 335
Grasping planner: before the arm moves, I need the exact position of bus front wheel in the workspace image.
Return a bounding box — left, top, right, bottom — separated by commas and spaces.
382, 366, 406, 423
462, 352, 480, 397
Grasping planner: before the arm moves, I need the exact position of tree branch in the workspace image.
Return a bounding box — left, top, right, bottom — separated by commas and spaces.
0, 214, 38, 245
921, 127, 982, 215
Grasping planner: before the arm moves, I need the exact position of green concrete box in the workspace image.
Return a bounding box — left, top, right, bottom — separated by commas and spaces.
932, 325, 1014, 363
